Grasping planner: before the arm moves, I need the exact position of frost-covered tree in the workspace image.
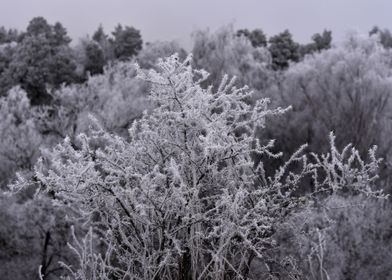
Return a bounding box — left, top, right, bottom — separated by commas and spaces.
277, 195, 392, 280
137, 41, 187, 70
369, 26, 392, 49
0, 193, 71, 280
264, 33, 392, 190
192, 25, 272, 92
0, 59, 151, 185
3, 18, 77, 105
0, 41, 17, 94
41, 61, 150, 139
0, 87, 42, 187
16, 54, 385, 279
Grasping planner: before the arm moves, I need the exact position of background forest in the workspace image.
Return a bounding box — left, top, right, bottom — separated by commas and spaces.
1, 17, 392, 279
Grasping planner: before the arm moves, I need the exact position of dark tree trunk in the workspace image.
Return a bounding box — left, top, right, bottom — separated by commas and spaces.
40, 231, 52, 279
178, 247, 192, 280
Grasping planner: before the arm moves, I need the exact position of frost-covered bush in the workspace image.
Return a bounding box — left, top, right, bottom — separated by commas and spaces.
192, 25, 272, 93
4, 29, 78, 105
264, 33, 392, 190
277, 196, 392, 280
0, 60, 151, 187
0, 41, 17, 94
0, 59, 151, 184
137, 41, 187, 70
40, 61, 151, 140
0, 87, 42, 187
18, 55, 385, 279
0, 87, 73, 279
0, 193, 71, 280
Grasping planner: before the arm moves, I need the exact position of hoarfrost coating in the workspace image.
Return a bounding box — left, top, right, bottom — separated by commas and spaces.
13, 54, 385, 279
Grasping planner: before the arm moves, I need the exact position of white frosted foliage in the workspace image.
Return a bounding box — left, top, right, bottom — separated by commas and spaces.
20, 54, 385, 280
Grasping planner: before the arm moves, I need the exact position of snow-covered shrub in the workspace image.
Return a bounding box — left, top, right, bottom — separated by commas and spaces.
137, 41, 187, 70
277, 195, 392, 280
192, 25, 272, 93
18, 54, 385, 279
0, 193, 71, 280
39, 61, 151, 141
0, 87, 42, 187
263, 33, 392, 190
0, 60, 151, 186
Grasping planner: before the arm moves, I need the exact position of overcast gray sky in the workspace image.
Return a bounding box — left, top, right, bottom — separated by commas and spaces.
1, 0, 391, 48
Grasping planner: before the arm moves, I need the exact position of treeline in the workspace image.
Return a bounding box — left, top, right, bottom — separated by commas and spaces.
1, 17, 392, 279
0, 17, 143, 105
0, 17, 331, 107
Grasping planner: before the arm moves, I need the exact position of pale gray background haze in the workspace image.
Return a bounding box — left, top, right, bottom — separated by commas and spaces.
1, 0, 391, 48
